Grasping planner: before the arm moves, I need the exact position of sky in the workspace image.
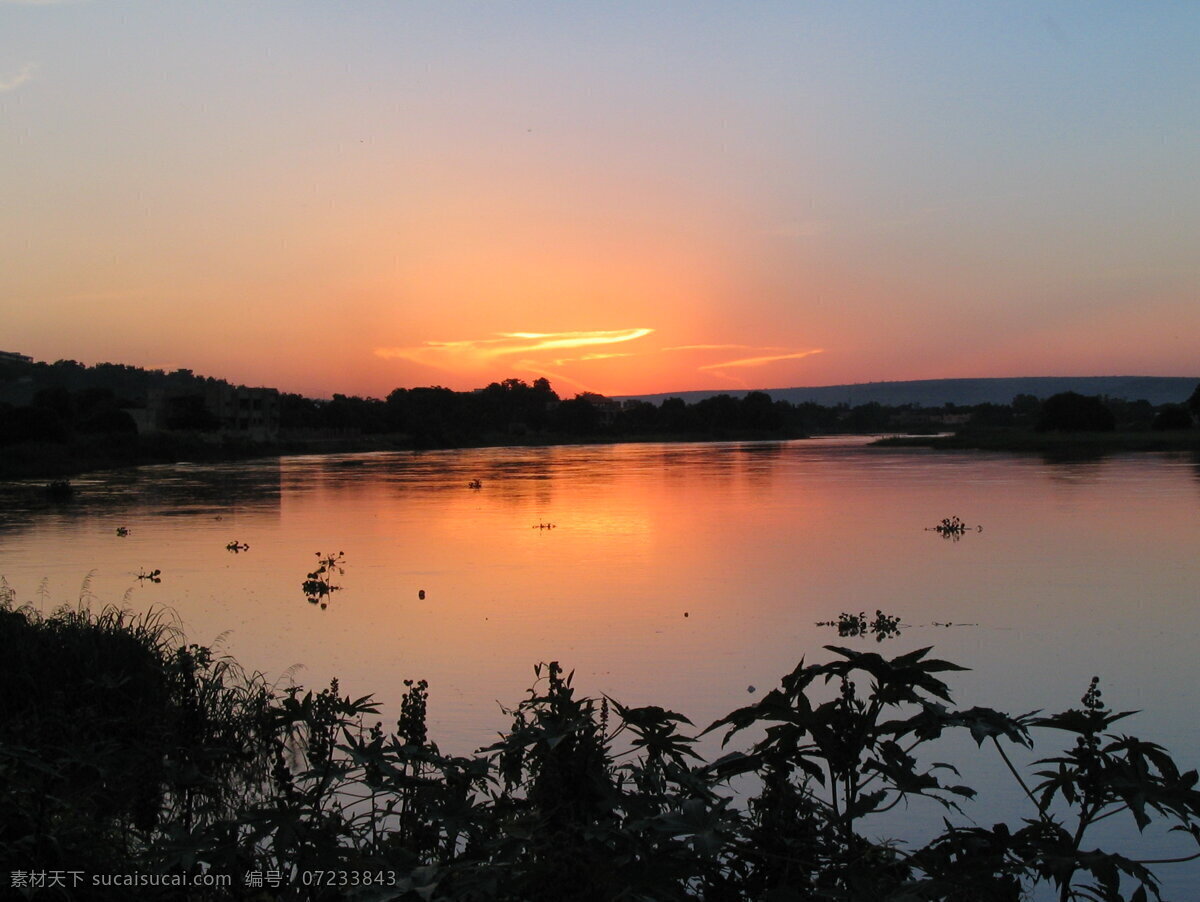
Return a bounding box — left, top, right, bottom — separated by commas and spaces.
2, 2, 1198, 399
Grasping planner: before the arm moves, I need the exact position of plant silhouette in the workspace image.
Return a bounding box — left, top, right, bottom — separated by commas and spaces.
302, 551, 345, 608
4, 592, 1200, 900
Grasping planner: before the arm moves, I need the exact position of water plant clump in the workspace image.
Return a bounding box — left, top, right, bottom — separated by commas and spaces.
928, 515, 983, 540
818, 609, 903, 641
43, 479, 75, 501
135, 567, 162, 583
226, 540, 250, 553
302, 550, 345, 607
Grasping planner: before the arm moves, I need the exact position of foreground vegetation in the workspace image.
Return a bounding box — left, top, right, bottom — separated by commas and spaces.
3, 591, 1200, 901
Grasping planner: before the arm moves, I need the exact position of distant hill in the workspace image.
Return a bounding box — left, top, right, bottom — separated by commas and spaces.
618, 377, 1199, 408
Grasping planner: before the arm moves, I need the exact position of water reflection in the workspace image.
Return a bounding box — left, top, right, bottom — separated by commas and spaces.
1, 440, 1198, 843
0, 458, 284, 531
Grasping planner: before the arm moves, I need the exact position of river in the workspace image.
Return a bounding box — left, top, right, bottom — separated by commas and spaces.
3, 436, 1199, 895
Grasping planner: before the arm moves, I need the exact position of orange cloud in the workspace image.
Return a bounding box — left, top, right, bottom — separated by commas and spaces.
375, 328, 654, 371
663, 344, 758, 352
551, 352, 636, 366
698, 349, 825, 371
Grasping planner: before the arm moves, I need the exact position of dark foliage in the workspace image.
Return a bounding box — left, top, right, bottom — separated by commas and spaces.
1036, 392, 1117, 433
3, 589, 1199, 901
1151, 404, 1193, 431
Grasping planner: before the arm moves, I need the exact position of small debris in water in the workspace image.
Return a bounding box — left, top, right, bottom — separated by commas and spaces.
927, 515, 980, 539
747, 685, 756, 693
419, 589, 426, 600
45, 480, 74, 500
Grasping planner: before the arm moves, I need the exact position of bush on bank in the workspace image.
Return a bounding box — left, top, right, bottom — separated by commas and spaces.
2, 591, 1199, 901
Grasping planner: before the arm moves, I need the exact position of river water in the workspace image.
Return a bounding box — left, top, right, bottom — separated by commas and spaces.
3, 436, 1199, 895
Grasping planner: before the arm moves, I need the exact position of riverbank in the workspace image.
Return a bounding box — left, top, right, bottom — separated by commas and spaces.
872, 428, 1200, 455
4, 594, 1198, 901
0, 427, 811, 481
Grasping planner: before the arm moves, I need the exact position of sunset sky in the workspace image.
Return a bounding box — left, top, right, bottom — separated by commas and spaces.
2, 2, 1197, 399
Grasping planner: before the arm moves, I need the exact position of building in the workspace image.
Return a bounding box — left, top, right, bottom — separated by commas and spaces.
202, 384, 281, 441
130, 384, 280, 441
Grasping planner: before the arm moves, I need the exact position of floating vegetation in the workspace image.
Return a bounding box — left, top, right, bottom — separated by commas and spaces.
817, 609, 902, 641
44, 480, 74, 500
302, 551, 345, 608
136, 568, 162, 583
115, 527, 130, 537
467, 478, 482, 489
225, 541, 250, 553
532, 522, 556, 530
927, 515, 981, 539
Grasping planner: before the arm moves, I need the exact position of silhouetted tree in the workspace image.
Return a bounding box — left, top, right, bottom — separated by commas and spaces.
279, 392, 325, 430
1035, 392, 1115, 432
1152, 404, 1193, 431
1010, 393, 1041, 428
968, 403, 1015, 429
164, 395, 220, 432
551, 396, 601, 435
693, 393, 740, 433
476, 378, 559, 434
793, 401, 839, 433
615, 400, 660, 434
739, 391, 784, 431
323, 394, 388, 434
840, 402, 889, 433
0, 405, 67, 444
33, 385, 74, 419
1106, 397, 1155, 431
658, 397, 695, 433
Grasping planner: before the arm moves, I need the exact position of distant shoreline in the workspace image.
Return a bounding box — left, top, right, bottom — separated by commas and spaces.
0, 428, 813, 482
872, 429, 1200, 455
7, 426, 1199, 484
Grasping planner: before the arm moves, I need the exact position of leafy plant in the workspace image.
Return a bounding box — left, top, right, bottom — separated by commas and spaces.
4, 587, 1199, 901
818, 609, 903, 641
302, 551, 345, 607
928, 515, 978, 538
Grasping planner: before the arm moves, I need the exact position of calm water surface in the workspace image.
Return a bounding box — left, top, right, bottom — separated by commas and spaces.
4, 437, 1200, 894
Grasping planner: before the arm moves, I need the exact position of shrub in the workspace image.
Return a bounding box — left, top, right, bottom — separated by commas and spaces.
1036, 392, 1117, 433
3, 588, 1199, 900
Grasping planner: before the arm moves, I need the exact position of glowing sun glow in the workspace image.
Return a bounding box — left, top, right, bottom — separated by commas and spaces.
375, 329, 655, 372
3, 4, 1197, 397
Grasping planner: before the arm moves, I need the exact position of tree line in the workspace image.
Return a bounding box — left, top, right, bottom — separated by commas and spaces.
2, 356, 1198, 452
